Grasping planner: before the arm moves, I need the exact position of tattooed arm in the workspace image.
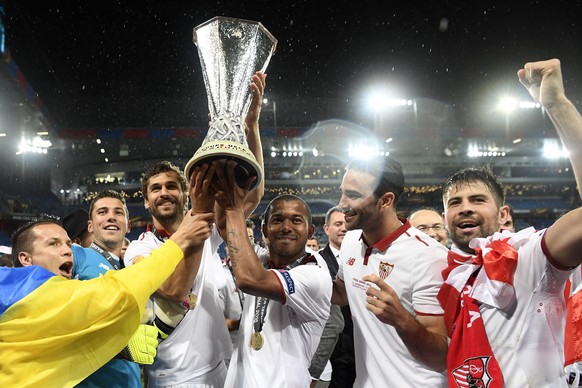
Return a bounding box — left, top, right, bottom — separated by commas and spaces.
213, 160, 284, 302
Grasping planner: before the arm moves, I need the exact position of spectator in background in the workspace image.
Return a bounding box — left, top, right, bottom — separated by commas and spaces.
246, 218, 268, 256
319, 207, 346, 280
408, 208, 449, 247
246, 219, 257, 242
310, 206, 348, 387
120, 237, 130, 265
62, 208, 93, 247
306, 237, 320, 251
0, 253, 13, 267
500, 204, 516, 232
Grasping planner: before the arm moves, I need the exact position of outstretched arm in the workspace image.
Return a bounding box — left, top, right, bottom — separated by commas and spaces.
519, 59, 582, 268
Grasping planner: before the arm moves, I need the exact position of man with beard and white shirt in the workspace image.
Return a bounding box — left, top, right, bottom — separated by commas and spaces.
125, 72, 266, 387
439, 59, 582, 387
332, 157, 449, 387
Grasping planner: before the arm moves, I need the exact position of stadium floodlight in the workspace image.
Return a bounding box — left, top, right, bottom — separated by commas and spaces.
497, 96, 518, 113
16, 136, 52, 155
543, 139, 569, 159
498, 96, 541, 112
348, 143, 384, 160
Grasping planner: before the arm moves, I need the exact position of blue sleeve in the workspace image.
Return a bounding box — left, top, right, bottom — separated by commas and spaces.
71, 244, 87, 280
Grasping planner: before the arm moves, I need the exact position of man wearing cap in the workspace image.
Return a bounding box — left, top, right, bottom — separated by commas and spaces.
332, 157, 449, 387
63, 208, 93, 247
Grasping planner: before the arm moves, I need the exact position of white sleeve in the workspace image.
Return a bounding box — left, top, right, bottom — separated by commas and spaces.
515, 229, 573, 292
124, 233, 158, 267
271, 264, 332, 324
411, 243, 448, 315
208, 226, 223, 253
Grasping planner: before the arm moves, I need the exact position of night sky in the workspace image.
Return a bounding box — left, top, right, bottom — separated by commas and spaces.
4, 0, 582, 128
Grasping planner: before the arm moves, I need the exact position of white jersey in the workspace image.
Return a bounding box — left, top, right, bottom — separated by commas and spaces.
477, 229, 573, 387
125, 227, 232, 387
224, 252, 332, 388
338, 222, 448, 388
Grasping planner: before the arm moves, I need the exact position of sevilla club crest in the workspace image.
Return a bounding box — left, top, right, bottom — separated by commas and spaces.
378, 260, 394, 279
451, 356, 493, 388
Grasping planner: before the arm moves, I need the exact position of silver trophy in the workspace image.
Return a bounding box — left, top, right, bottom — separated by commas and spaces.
184, 17, 277, 190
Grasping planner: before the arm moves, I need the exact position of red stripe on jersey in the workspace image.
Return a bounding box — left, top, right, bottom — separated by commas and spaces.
414, 235, 430, 247
414, 311, 444, 317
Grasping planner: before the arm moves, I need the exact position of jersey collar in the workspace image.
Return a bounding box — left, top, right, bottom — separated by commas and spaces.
360, 219, 411, 263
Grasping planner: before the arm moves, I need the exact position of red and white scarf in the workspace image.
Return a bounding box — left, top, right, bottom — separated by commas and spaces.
438, 227, 536, 388
565, 267, 582, 366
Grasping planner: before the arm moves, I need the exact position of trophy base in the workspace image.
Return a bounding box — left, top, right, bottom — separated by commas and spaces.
184, 140, 263, 191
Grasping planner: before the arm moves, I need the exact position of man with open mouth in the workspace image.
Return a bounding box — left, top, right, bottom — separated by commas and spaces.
1, 207, 214, 386
439, 58, 582, 387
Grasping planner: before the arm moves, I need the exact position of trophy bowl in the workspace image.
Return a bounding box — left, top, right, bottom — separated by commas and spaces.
184, 17, 277, 190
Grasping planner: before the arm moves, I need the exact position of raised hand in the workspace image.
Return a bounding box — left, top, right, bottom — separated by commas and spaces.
171, 211, 215, 250
245, 71, 267, 136
518, 58, 566, 110
189, 162, 217, 214
212, 160, 256, 213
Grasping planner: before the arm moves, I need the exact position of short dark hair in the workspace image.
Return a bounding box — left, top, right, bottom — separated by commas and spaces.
325, 206, 343, 225
88, 190, 128, 219
141, 161, 187, 200
263, 194, 312, 226
0, 254, 14, 268
346, 156, 405, 204
442, 167, 505, 207
11, 215, 63, 267
245, 219, 256, 229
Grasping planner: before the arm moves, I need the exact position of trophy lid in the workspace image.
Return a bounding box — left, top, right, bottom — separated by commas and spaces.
193, 16, 277, 55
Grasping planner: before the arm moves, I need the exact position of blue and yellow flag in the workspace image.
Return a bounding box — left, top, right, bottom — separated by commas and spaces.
0, 240, 185, 387
0, 266, 55, 316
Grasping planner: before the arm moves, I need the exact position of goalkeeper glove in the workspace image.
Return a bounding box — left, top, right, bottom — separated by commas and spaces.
117, 323, 159, 365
